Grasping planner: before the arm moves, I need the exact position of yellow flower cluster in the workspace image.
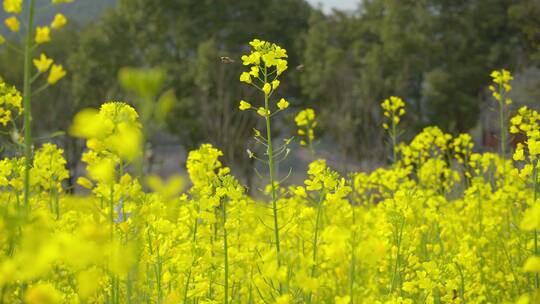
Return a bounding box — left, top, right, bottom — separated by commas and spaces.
71, 102, 142, 196
451, 133, 474, 164
382, 96, 406, 162
0, 80, 22, 126
381, 96, 406, 130
490, 69, 515, 158
2, 42, 540, 304
511, 107, 540, 188
238, 39, 289, 116
489, 69, 513, 104
31, 143, 69, 193
399, 126, 451, 167
0, 107, 534, 303
295, 108, 317, 147
511, 106, 540, 140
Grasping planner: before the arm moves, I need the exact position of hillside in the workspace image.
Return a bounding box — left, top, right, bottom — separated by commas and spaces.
0, 0, 116, 29
55, 0, 116, 24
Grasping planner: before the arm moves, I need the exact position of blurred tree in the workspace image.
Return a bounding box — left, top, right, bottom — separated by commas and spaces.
303, 0, 534, 163
302, 1, 431, 162
421, 0, 521, 133
2, 0, 537, 174
509, 0, 540, 64
302, 10, 372, 165
69, 0, 312, 182
191, 39, 257, 187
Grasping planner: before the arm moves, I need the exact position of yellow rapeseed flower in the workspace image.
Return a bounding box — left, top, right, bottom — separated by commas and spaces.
272, 79, 280, 90
51, 13, 67, 30
69, 109, 107, 139
257, 107, 269, 117
239, 72, 251, 84
277, 98, 289, 110
104, 122, 142, 161
25, 283, 61, 304
33, 53, 53, 73
239, 100, 251, 111
529, 140, 540, 157
87, 158, 115, 184
262, 83, 271, 95
3, 0, 22, 14
47, 64, 66, 84
523, 256, 540, 273
513, 144, 525, 161
4, 16, 19, 32
35, 26, 51, 44
76, 176, 94, 189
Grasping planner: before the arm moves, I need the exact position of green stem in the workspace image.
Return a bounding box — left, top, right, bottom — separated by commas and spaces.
263, 67, 282, 294
0, 285, 6, 304
390, 218, 405, 294
31, 83, 49, 97
498, 102, 505, 159
109, 184, 117, 303
308, 132, 315, 157
183, 269, 192, 304
456, 263, 465, 303
308, 193, 324, 303
136, 129, 146, 183
29, 71, 41, 84
53, 187, 59, 219
392, 116, 397, 163
223, 201, 229, 304
184, 206, 200, 303
110, 184, 115, 238
156, 246, 162, 303
23, 0, 36, 213
115, 277, 120, 304
533, 163, 539, 289
349, 207, 357, 304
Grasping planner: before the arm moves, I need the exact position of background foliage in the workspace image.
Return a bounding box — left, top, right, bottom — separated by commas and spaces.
2, 0, 539, 181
